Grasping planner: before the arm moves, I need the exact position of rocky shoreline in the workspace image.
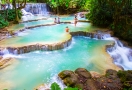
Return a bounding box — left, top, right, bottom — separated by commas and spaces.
0, 28, 11, 41
0, 56, 14, 69
58, 68, 132, 90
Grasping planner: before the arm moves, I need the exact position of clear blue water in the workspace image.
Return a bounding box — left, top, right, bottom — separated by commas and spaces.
0, 16, 115, 90
1, 23, 93, 47
0, 37, 113, 90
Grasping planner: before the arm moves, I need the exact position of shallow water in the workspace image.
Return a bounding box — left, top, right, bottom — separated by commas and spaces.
0, 22, 93, 47
0, 16, 119, 90
0, 37, 117, 90
8, 15, 95, 32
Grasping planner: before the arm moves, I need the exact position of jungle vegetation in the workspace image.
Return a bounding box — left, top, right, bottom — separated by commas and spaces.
87, 0, 132, 45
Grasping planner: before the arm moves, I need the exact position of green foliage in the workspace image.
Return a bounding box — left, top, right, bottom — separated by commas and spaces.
7, 9, 16, 21
78, 0, 91, 11
117, 70, 127, 82
87, 0, 132, 44
0, 9, 22, 28
27, 0, 37, 3
47, 0, 90, 14
87, 0, 113, 27
0, 15, 9, 29
117, 70, 132, 89
50, 82, 80, 90
50, 82, 61, 90
7, 9, 22, 21
123, 87, 132, 90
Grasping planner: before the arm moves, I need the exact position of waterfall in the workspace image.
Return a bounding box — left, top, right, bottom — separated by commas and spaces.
105, 37, 132, 70
24, 3, 48, 15
21, 9, 33, 16
0, 48, 9, 55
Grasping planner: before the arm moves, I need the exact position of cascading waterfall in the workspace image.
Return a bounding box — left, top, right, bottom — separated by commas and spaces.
24, 3, 48, 15
70, 31, 132, 70
0, 48, 9, 55
0, 30, 132, 70
105, 37, 132, 70
21, 9, 33, 16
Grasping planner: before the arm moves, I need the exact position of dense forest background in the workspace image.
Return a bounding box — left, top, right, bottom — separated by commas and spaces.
0, 0, 132, 45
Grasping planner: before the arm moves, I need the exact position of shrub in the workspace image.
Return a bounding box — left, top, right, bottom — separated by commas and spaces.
50, 82, 80, 90
0, 15, 9, 29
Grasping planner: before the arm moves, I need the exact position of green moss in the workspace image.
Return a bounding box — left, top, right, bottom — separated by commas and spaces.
117, 70, 132, 89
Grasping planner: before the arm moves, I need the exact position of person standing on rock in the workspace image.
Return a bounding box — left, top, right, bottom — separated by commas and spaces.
74, 17, 78, 27
54, 18, 57, 23
75, 14, 77, 18
57, 17, 60, 24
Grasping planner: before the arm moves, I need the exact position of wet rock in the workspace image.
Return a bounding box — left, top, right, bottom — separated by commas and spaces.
48, 45, 52, 51
63, 76, 78, 87
75, 68, 91, 79
58, 70, 78, 87
58, 70, 75, 79
58, 68, 98, 90
58, 68, 124, 90
40, 45, 47, 51
85, 79, 98, 90
23, 46, 28, 53
0, 57, 12, 67
0, 56, 3, 60
107, 69, 117, 74
106, 69, 118, 78
90, 71, 101, 78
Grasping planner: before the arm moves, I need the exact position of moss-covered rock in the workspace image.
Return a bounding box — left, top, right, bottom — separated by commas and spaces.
75, 68, 91, 79
58, 70, 78, 87
58, 68, 132, 90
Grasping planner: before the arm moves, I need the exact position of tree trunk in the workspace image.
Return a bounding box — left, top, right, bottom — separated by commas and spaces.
14, 2, 19, 23
12, 0, 27, 23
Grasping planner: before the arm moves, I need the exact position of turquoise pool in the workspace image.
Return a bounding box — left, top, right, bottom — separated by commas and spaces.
0, 16, 119, 90
0, 37, 117, 90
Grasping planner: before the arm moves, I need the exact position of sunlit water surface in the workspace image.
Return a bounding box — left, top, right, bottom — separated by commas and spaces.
0, 37, 116, 90
1, 23, 92, 47
0, 16, 119, 90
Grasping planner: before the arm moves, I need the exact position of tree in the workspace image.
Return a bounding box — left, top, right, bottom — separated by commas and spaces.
87, 0, 132, 45
12, 0, 26, 23
47, 0, 84, 14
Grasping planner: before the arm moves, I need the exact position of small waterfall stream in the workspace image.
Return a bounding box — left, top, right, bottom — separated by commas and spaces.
24, 3, 48, 15
105, 37, 132, 70
70, 31, 132, 70
1, 31, 131, 71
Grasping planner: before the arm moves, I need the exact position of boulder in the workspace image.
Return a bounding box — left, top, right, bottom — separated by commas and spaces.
75, 68, 91, 79
106, 69, 118, 78
85, 79, 98, 90
58, 70, 78, 87
58, 70, 75, 79
0, 56, 3, 59
58, 68, 124, 90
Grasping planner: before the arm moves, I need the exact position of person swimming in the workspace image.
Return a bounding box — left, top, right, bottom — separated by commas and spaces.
65, 26, 69, 32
